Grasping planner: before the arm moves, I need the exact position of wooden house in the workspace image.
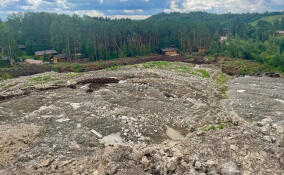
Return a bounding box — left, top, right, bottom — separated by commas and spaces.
192, 46, 208, 55
35, 50, 57, 59
52, 54, 67, 63
161, 48, 179, 56
18, 45, 26, 50
276, 30, 284, 36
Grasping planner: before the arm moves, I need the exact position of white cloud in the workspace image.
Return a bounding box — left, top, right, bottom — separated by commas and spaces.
73, 10, 105, 17
56, 0, 70, 9
112, 15, 150, 20
0, 0, 19, 8
165, 0, 284, 13
123, 9, 143, 13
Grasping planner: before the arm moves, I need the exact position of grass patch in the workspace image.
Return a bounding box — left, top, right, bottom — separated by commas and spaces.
0, 72, 13, 80
203, 124, 226, 131
196, 69, 210, 78
26, 75, 59, 86
218, 123, 226, 129
203, 125, 216, 131
66, 72, 82, 78
30, 75, 54, 82
143, 61, 210, 78
106, 65, 122, 71
71, 64, 85, 73
173, 65, 192, 73
142, 61, 173, 69
216, 73, 228, 86
214, 73, 229, 97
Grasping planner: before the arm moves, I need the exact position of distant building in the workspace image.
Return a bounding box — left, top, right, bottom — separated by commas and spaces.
18, 45, 26, 50
276, 30, 284, 36
52, 54, 67, 63
161, 48, 179, 56
35, 50, 58, 58
220, 36, 228, 42
193, 46, 208, 55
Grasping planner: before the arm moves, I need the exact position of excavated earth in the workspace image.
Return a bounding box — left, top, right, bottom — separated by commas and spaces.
0, 62, 283, 175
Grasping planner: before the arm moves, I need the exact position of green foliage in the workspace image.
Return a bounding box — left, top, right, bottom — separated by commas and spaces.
106, 65, 122, 71
29, 75, 53, 82
0, 60, 10, 68
66, 72, 82, 78
0, 72, 13, 80
218, 123, 226, 129
26, 75, 59, 85
214, 73, 229, 97
203, 125, 216, 131
71, 64, 84, 72
250, 14, 284, 27
143, 61, 173, 68
196, 69, 210, 78
203, 124, 226, 131
1, 11, 284, 71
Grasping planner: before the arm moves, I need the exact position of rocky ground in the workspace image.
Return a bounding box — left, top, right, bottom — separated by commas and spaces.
0, 62, 283, 175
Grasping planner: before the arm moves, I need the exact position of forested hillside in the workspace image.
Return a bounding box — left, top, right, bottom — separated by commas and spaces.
0, 12, 284, 70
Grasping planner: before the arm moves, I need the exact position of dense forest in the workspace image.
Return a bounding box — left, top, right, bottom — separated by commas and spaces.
0, 12, 284, 70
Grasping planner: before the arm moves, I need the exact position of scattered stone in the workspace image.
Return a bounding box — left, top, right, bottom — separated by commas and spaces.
194, 160, 202, 171
220, 161, 240, 175
39, 156, 55, 167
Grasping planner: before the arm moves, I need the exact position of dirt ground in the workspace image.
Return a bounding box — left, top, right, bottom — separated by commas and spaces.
0, 62, 283, 174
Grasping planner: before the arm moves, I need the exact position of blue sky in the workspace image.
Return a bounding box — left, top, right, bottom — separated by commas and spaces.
0, 0, 284, 20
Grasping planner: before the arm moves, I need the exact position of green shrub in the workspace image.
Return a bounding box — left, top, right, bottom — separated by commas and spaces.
196, 69, 210, 78
204, 125, 216, 131
71, 64, 84, 72
218, 124, 226, 129
0, 73, 12, 80
106, 65, 121, 71
143, 61, 173, 68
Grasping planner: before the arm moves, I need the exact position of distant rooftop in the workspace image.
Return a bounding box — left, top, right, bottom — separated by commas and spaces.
18, 45, 26, 49
35, 50, 57, 56
54, 54, 67, 59
161, 48, 178, 52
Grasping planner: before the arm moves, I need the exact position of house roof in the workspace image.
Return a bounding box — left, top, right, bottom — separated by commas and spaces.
35, 50, 57, 56
18, 45, 26, 49
54, 54, 67, 59
277, 30, 284, 34
161, 48, 179, 52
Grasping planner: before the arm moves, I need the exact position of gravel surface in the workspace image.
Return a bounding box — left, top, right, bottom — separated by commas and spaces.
0, 62, 283, 174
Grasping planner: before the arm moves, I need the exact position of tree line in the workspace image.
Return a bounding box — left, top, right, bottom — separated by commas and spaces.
0, 11, 284, 70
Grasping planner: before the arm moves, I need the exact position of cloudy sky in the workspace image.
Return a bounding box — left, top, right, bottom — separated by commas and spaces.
0, 0, 284, 20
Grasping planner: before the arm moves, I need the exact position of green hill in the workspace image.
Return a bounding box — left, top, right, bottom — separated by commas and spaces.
250, 13, 284, 26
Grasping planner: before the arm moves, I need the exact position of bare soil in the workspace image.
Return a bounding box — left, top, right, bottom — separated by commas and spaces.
0, 62, 283, 174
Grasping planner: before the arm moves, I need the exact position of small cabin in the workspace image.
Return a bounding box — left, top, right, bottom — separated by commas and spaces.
52, 54, 67, 63
276, 30, 284, 36
18, 45, 26, 50
192, 46, 208, 55
35, 50, 58, 58
161, 48, 179, 56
